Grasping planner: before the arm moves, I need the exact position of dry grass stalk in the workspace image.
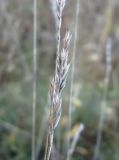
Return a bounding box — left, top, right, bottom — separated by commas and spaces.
44, 30, 71, 160
32, 0, 37, 159
44, 1, 71, 160
93, 38, 112, 160
67, 0, 80, 159
68, 123, 84, 158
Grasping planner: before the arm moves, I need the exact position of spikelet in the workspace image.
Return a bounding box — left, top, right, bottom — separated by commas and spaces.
49, 30, 71, 132
44, 1, 71, 160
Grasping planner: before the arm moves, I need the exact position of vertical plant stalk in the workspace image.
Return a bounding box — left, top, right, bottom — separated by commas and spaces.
32, 0, 37, 159
93, 38, 112, 160
50, 0, 64, 150
68, 123, 84, 158
67, 0, 80, 160
99, 0, 114, 62
44, 30, 71, 160
50, 0, 57, 28
44, 1, 71, 160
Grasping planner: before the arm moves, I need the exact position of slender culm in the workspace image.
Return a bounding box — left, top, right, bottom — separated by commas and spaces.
93, 38, 112, 160
67, 1, 80, 160
44, 1, 71, 160
68, 123, 84, 158
32, 0, 37, 159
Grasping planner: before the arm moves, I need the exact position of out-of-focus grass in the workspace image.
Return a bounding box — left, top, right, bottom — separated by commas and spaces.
69, 84, 119, 160
0, 80, 119, 159
0, 79, 48, 159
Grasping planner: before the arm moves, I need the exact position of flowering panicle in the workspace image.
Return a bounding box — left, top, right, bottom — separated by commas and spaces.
49, 30, 71, 131
44, 1, 71, 160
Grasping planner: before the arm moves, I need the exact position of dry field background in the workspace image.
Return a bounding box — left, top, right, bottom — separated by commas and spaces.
0, 0, 119, 160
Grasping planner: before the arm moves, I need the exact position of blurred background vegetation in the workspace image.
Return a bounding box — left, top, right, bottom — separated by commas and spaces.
0, 0, 119, 159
